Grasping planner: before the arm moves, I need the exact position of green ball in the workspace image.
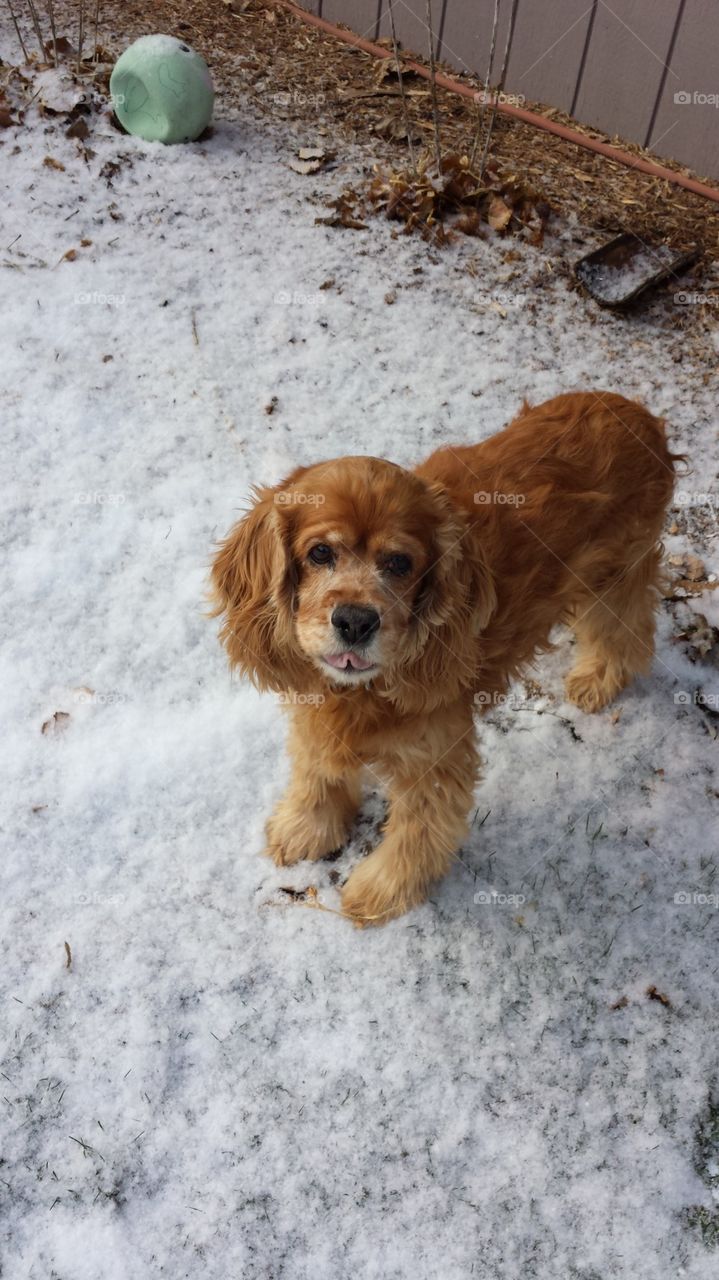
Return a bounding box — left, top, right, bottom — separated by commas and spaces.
110, 34, 214, 144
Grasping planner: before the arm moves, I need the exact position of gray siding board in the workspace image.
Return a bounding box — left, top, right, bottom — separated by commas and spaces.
436, 0, 514, 81
572, 0, 680, 143
648, 0, 719, 179
504, 0, 597, 115
321, 0, 382, 40
376, 0, 444, 60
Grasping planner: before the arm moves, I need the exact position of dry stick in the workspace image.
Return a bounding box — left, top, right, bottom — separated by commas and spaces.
92, 0, 100, 60
5, 0, 29, 60
25, 0, 45, 58
469, 0, 500, 171
45, 0, 58, 65
77, 0, 85, 73
478, 0, 520, 180
425, 0, 441, 171
386, 0, 417, 174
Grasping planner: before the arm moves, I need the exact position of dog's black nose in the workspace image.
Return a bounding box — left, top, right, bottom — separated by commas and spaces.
331, 604, 380, 647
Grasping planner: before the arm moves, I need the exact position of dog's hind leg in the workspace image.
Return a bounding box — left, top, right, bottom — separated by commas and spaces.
565, 544, 665, 713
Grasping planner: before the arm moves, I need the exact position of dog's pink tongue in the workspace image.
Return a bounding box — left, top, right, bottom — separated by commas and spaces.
324, 651, 374, 671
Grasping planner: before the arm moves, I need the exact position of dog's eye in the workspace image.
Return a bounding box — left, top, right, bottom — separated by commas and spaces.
384, 554, 412, 577
308, 543, 333, 566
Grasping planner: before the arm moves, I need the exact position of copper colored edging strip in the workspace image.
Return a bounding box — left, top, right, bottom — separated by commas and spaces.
275, 0, 719, 207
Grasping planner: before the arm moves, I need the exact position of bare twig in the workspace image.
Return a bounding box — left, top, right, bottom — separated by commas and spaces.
25, 0, 46, 58
496, 0, 520, 102
478, 0, 520, 179
469, 0, 500, 170
77, 0, 85, 73
424, 0, 441, 171
5, 0, 29, 60
386, 0, 417, 174
44, 0, 58, 64
92, 0, 100, 60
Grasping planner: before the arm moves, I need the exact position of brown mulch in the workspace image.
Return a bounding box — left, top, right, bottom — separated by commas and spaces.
89, 0, 719, 261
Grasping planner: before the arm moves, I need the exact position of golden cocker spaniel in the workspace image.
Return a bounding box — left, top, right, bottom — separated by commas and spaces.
211, 392, 678, 925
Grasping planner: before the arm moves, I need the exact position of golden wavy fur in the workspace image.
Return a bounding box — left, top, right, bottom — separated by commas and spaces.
211, 391, 678, 925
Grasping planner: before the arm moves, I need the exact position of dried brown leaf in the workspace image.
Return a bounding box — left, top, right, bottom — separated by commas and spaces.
66, 117, 89, 141
646, 985, 671, 1008
487, 195, 512, 232
50, 35, 76, 56
42, 711, 70, 735
373, 113, 422, 144
685, 555, 706, 582
316, 192, 368, 231
289, 157, 323, 175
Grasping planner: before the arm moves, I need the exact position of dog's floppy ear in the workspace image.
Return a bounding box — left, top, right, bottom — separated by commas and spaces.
210, 471, 310, 692
418, 483, 496, 634
393, 483, 496, 710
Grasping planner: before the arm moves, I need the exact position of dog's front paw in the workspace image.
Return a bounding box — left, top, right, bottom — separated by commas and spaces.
264, 805, 346, 867
565, 665, 621, 713
341, 847, 427, 927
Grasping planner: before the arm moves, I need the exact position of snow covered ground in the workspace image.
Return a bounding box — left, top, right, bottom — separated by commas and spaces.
2, 19, 719, 1280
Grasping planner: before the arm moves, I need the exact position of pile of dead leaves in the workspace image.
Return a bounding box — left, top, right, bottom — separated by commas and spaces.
317, 150, 550, 246
0, 35, 116, 144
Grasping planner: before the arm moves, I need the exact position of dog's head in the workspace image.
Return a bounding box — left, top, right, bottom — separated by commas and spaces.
210, 457, 495, 708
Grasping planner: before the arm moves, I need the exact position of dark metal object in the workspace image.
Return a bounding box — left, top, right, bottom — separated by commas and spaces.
575, 232, 698, 310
